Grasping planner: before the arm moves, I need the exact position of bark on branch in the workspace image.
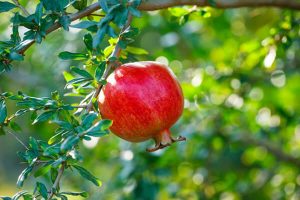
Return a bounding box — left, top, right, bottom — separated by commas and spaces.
17, 0, 300, 55
138, 0, 300, 10
235, 133, 300, 167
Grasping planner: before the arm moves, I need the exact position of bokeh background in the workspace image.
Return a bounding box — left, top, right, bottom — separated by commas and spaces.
1, 2, 300, 200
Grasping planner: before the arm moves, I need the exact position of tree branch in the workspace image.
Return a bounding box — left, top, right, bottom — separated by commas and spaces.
235, 133, 300, 167
138, 0, 300, 10
12, 0, 30, 16
85, 14, 133, 112
17, 0, 300, 56
47, 162, 65, 200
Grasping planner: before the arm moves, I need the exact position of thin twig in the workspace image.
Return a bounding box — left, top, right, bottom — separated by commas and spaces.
12, 0, 30, 16
88, 13, 105, 17
7, 130, 29, 150
47, 162, 66, 200
72, 104, 88, 108
85, 14, 133, 112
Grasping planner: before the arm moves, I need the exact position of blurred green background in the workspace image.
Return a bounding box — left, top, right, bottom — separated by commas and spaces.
1, 2, 300, 200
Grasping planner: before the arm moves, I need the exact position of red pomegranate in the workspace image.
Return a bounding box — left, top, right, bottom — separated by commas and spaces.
98, 61, 185, 152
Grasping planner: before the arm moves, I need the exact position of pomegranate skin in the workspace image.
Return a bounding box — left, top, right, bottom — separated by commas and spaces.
98, 61, 185, 151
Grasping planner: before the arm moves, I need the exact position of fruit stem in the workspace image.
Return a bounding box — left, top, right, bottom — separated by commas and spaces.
146, 129, 186, 152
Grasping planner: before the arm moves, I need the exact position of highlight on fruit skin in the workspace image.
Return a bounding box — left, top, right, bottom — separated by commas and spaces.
98, 61, 185, 152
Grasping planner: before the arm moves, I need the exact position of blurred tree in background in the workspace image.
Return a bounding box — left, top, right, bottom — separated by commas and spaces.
1, 0, 300, 199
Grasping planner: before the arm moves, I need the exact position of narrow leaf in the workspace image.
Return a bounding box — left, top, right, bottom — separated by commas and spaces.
98, 0, 108, 12
9, 52, 24, 61
84, 120, 111, 137
59, 15, 70, 31
71, 21, 97, 29
0, 1, 16, 13
73, 165, 102, 186
93, 26, 107, 48
34, 164, 52, 177
12, 191, 27, 200
60, 136, 79, 152
17, 166, 34, 187
126, 46, 148, 55
9, 121, 22, 132
0, 100, 7, 124
32, 111, 55, 124
60, 191, 88, 198
128, 6, 141, 17
36, 182, 48, 199
59, 52, 88, 60
94, 62, 106, 81
70, 67, 93, 79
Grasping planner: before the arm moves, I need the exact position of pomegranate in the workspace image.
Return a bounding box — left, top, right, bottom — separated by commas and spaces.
98, 61, 185, 152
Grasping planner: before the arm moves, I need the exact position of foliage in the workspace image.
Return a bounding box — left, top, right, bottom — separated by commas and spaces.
0, 0, 143, 199
0, 1, 300, 200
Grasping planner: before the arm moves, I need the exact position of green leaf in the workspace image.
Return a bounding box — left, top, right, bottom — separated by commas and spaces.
17, 165, 34, 187
34, 164, 52, 177
63, 71, 74, 82
168, 7, 190, 17
14, 109, 29, 117
0, 100, 7, 124
0, 197, 12, 200
128, 6, 141, 17
36, 182, 48, 199
35, 32, 42, 43
57, 194, 68, 200
8, 94, 23, 100
126, 46, 148, 55
0, 127, 5, 136
59, 15, 71, 31
83, 33, 93, 51
60, 136, 79, 152
12, 191, 28, 200
84, 119, 112, 137
32, 111, 56, 124
60, 191, 88, 198
71, 21, 97, 29
48, 132, 62, 145
50, 168, 58, 183
66, 77, 91, 87
81, 112, 98, 129
34, 3, 43, 24
70, 66, 93, 79
0, 63, 5, 74
22, 194, 32, 200
9, 121, 22, 132
52, 156, 67, 168
98, 0, 108, 12
51, 91, 60, 101
131, 0, 142, 7
9, 52, 24, 61
118, 40, 127, 49
59, 52, 88, 60
73, 165, 102, 186
95, 62, 106, 81
31, 111, 37, 121
112, 6, 128, 27
86, 129, 109, 137
51, 120, 73, 130
93, 26, 107, 48
0, 1, 16, 13
29, 137, 39, 152
73, 0, 87, 10
17, 151, 36, 164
